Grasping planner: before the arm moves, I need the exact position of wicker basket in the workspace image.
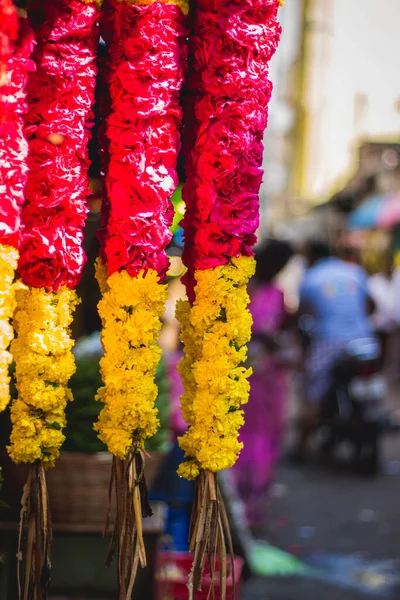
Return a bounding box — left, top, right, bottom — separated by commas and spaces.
1, 450, 165, 527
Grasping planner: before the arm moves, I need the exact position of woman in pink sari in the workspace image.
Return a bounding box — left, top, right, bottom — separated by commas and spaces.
232, 240, 293, 528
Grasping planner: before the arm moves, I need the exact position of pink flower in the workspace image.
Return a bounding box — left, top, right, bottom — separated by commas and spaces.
209, 193, 259, 236
181, 0, 281, 280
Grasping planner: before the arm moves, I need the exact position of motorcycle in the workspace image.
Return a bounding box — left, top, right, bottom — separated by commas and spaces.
319, 337, 387, 475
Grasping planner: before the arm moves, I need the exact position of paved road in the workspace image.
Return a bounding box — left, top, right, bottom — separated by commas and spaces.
242, 433, 400, 600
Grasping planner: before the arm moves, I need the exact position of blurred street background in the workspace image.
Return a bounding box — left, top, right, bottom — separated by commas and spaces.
3, 0, 400, 599
241, 2, 400, 595
242, 384, 400, 600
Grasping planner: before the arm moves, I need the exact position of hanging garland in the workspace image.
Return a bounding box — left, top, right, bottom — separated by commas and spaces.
0, 14, 33, 412
0, 0, 18, 94
177, 0, 282, 594
95, 0, 188, 595
6, 1, 99, 596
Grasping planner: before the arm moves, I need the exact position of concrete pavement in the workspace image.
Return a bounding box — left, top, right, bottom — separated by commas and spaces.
242, 433, 400, 599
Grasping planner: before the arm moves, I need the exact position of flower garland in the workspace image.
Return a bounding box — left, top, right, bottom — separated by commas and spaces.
0, 0, 18, 96
9, 287, 79, 463
177, 256, 255, 480
0, 247, 18, 411
9, 0, 99, 464
95, 268, 166, 460
96, 0, 188, 455
0, 16, 33, 412
6, 0, 99, 595
179, 0, 282, 478
177, 0, 282, 594
95, 0, 187, 594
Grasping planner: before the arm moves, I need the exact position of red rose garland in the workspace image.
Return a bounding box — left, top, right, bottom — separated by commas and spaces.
18, 0, 100, 290
177, 0, 282, 594
100, 0, 188, 278
0, 16, 33, 412
0, 0, 18, 107
6, 1, 100, 595
94, 0, 188, 594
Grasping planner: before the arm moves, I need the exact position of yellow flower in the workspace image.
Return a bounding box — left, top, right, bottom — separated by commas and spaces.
0, 244, 19, 412
177, 459, 200, 480
176, 256, 255, 478
14, 352, 76, 384
7, 287, 78, 466
94, 268, 167, 459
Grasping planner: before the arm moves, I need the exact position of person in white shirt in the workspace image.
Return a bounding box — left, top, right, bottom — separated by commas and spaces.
388, 265, 400, 383
368, 265, 395, 364
391, 267, 400, 325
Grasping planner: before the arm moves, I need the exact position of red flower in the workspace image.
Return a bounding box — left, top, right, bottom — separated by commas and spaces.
193, 222, 241, 268
241, 233, 258, 256
18, 0, 99, 290
0, 199, 22, 240
104, 221, 171, 280
194, 149, 237, 186
0, 16, 33, 249
195, 92, 270, 132
18, 229, 85, 290
214, 163, 263, 197
18, 254, 63, 290
101, 0, 187, 278
107, 113, 181, 168
0, 0, 18, 75
196, 119, 255, 159
183, 180, 217, 222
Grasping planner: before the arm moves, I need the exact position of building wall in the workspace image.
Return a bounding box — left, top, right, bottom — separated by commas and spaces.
300, 0, 400, 203
259, 0, 304, 233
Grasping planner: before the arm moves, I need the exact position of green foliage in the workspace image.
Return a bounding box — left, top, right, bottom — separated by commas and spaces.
65, 354, 171, 454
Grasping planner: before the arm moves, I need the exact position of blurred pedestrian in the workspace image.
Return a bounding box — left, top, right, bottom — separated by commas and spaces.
368, 259, 394, 366
231, 239, 293, 530
293, 241, 376, 460
339, 245, 362, 266
388, 263, 400, 384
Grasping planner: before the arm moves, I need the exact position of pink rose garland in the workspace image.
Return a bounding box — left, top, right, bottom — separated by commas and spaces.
181, 0, 282, 300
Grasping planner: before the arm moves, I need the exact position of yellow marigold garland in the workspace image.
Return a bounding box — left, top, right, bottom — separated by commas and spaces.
0, 244, 19, 412
95, 264, 167, 459
177, 255, 255, 479
7, 287, 79, 466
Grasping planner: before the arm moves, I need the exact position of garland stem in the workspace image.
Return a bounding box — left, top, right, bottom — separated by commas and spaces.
187, 471, 234, 600
17, 462, 52, 600
105, 452, 152, 599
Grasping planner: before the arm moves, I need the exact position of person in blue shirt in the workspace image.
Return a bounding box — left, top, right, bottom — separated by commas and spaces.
294, 241, 376, 460
300, 242, 373, 345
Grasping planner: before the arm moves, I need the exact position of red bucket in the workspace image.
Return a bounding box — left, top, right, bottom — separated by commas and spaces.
156, 551, 244, 600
